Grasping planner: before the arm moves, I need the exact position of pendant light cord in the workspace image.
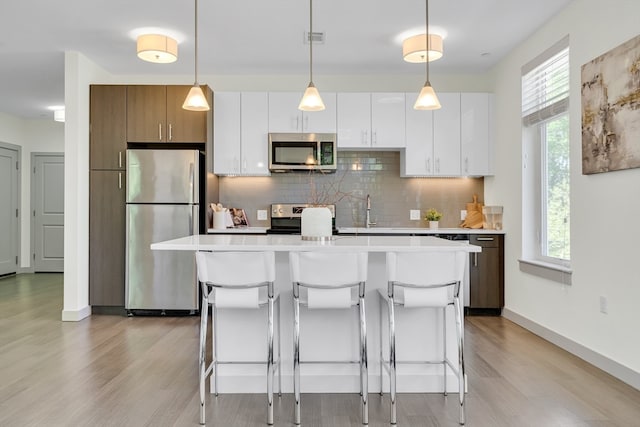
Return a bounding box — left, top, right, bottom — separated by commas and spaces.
194, 0, 199, 85
425, 0, 430, 84
309, 0, 313, 83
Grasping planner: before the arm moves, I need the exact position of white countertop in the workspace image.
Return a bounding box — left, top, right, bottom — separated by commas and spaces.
337, 227, 504, 235
207, 227, 268, 234
152, 234, 481, 253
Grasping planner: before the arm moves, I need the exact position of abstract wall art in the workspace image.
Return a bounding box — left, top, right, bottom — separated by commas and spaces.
581, 33, 640, 174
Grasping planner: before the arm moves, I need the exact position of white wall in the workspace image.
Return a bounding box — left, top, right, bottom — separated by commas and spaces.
0, 113, 64, 268
486, 0, 640, 384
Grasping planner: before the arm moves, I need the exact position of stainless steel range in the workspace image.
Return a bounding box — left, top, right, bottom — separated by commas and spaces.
268, 203, 336, 234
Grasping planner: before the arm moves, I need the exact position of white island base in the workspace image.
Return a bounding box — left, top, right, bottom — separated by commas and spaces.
151, 235, 480, 394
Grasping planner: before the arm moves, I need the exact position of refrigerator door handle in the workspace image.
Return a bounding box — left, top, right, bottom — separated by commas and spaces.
190, 205, 199, 236
189, 162, 195, 204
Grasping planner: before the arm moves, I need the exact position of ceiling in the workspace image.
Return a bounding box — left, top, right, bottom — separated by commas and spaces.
0, 0, 572, 120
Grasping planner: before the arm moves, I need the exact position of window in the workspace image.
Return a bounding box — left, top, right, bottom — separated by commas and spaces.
521, 37, 571, 277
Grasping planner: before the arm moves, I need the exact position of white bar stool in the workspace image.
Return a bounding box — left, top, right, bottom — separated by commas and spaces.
195, 251, 281, 425
378, 251, 467, 425
289, 251, 369, 425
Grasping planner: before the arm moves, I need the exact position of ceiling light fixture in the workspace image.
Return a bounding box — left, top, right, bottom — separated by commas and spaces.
298, 0, 325, 111
402, 33, 443, 63
414, 0, 441, 110
136, 34, 178, 63
182, 0, 210, 111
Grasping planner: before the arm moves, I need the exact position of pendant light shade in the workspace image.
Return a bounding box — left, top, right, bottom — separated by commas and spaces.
299, 0, 325, 111
137, 34, 178, 63
402, 33, 443, 63
414, 0, 441, 110
183, 0, 210, 111
414, 83, 441, 110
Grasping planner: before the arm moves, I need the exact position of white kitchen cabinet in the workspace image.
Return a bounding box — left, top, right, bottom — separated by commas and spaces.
402, 100, 434, 176
337, 92, 405, 149
461, 92, 493, 176
214, 92, 270, 176
268, 92, 336, 133
433, 92, 461, 176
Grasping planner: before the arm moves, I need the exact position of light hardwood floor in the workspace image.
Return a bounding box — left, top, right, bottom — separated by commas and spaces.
1, 273, 639, 426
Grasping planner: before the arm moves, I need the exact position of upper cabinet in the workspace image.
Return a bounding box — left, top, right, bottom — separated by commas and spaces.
90, 85, 127, 170
214, 92, 270, 176
401, 92, 493, 177
433, 92, 461, 176
337, 93, 405, 149
461, 92, 493, 176
126, 85, 209, 143
268, 92, 337, 133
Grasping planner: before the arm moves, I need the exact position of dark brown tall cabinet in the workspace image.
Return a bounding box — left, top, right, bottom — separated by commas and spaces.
89, 85, 127, 306
469, 234, 504, 314
126, 85, 208, 143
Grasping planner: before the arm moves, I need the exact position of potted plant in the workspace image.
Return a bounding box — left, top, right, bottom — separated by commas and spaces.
425, 208, 443, 229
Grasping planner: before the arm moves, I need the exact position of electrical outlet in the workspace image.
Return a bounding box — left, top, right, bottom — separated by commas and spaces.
257, 210, 268, 221
599, 296, 608, 314
410, 210, 421, 220
460, 210, 467, 220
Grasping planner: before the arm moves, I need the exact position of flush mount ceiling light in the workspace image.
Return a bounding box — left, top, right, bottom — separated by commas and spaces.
136, 34, 178, 63
414, 0, 441, 110
182, 0, 210, 111
402, 33, 443, 63
298, 0, 325, 111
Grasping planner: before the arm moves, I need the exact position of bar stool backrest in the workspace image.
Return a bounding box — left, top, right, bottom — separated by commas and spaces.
386, 251, 467, 307
196, 251, 275, 286
290, 251, 367, 287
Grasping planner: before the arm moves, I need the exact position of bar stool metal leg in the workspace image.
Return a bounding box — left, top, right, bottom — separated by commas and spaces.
293, 285, 301, 425
267, 288, 275, 425
454, 296, 466, 425
199, 285, 209, 425
388, 295, 397, 425
359, 286, 368, 425
443, 306, 448, 396
277, 296, 282, 397
213, 303, 219, 397
379, 295, 384, 396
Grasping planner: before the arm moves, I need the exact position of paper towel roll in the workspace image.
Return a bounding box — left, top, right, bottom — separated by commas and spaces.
402, 287, 449, 307
214, 288, 259, 308
307, 287, 352, 309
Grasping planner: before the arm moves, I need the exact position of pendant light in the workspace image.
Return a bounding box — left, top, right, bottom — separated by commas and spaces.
414, 0, 441, 110
298, 0, 325, 111
183, 0, 210, 111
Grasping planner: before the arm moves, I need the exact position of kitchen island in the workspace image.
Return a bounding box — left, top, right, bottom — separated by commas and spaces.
152, 234, 480, 394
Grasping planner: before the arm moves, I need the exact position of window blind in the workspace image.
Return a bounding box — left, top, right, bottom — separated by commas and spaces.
522, 41, 569, 126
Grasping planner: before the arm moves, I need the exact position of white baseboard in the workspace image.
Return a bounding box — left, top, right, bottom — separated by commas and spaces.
61, 305, 92, 321
502, 308, 640, 391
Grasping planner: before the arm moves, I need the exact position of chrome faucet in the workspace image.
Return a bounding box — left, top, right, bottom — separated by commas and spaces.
365, 194, 376, 228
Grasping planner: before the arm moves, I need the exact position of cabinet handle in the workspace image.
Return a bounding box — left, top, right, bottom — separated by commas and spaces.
243, 159, 247, 171
118, 172, 122, 189
436, 158, 440, 173
304, 115, 309, 131
158, 123, 162, 141
465, 158, 469, 173
373, 131, 377, 145
427, 158, 431, 173
363, 130, 368, 145
476, 237, 495, 241
118, 151, 122, 168
295, 116, 300, 131
169, 123, 173, 141
474, 253, 478, 267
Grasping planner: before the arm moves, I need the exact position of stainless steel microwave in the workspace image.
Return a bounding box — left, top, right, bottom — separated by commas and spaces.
268, 133, 337, 172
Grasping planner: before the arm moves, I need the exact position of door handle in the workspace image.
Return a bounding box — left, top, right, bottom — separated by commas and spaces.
118, 151, 122, 168
474, 253, 478, 267
476, 237, 495, 241
169, 123, 173, 141
158, 123, 162, 141
118, 172, 122, 189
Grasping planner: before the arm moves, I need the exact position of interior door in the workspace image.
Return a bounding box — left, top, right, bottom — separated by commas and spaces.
33, 153, 64, 272
0, 146, 19, 276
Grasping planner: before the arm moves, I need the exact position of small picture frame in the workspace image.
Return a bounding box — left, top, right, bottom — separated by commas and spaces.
229, 208, 249, 227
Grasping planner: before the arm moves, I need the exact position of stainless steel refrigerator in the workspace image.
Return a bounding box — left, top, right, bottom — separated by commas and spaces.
125, 149, 203, 313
